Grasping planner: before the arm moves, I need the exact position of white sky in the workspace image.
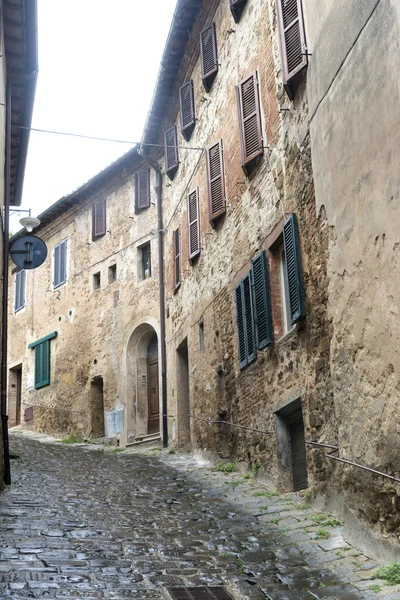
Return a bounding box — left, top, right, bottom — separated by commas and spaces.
11, 0, 177, 232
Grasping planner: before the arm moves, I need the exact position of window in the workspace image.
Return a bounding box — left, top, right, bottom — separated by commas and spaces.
234, 214, 304, 367
180, 80, 195, 141
28, 332, 57, 389
200, 22, 218, 92
230, 0, 248, 23
92, 198, 107, 240
108, 264, 117, 283
236, 71, 263, 176
276, 0, 308, 99
206, 140, 226, 225
173, 227, 181, 290
135, 169, 150, 212
14, 270, 26, 312
54, 240, 67, 288
164, 126, 179, 179
93, 272, 101, 290
139, 242, 151, 280
187, 188, 200, 260
199, 318, 205, 351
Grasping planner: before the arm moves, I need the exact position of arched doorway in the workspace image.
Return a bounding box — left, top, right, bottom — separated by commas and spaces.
125, 322, 161, 444
147, 334, 159, 434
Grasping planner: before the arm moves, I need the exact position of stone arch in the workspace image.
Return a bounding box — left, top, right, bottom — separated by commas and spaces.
125, 319, 161, 444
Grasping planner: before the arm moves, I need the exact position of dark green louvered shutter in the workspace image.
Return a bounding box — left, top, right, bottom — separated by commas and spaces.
283, 213, 305, 324
34, 340, 50, 389
235, 274, 256, 369
251, 251, 273, 349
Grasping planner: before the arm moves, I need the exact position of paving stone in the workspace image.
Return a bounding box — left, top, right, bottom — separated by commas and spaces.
0, 435, 390, 599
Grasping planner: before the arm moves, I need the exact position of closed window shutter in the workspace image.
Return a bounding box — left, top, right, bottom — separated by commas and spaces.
187, 188, 200, 260
54, 244, 60, 287
60, 240, 67, 284
35, 341, 51, 389
180, 80, 195, 141
200, 22, 218, 91
135, 169, 151, 212
276, 0, 308, 98
164, 126, 179, 178
235, 274, 256, 368
173, 227, 181, 289
230, 0, 248, 23
206, 140, 226, 224
236, 72, 263, 175
92, 199, 107, 239
283, 213, 305, 324
235, 283, 247, 369
251, 251, 273, 349
15, 270, 25, 311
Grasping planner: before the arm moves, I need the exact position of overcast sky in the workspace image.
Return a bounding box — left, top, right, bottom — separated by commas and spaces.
11, 0, 176, 232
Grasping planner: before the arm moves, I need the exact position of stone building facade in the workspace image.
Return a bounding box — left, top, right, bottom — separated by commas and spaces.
1, 0, 38, 485
7, 149, 162, 446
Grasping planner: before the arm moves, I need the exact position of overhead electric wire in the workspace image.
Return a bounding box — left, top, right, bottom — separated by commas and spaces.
13, 125, 204, 151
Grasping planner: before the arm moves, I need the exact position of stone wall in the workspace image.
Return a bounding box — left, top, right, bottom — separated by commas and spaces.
160, 0, 332, 490
7, 157, 160, 444
305, 0, 400, 552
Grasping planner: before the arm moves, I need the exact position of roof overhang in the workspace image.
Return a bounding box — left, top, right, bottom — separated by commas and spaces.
3, 0, 39, 206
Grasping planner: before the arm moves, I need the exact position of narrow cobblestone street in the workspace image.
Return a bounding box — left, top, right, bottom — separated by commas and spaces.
0, 434, 399, 600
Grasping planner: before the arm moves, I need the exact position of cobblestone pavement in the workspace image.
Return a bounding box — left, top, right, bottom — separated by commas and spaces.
0, 434, 399, 599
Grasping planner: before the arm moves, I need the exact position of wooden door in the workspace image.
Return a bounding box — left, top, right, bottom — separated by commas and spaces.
147, 359, 159, 434
289, 411, 308, 491
16, 369, 22, 426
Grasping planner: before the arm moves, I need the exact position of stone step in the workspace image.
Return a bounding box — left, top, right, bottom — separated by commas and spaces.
126, 433, 161, 447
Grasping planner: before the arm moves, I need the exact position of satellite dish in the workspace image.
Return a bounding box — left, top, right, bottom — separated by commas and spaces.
10, 235, 48, 270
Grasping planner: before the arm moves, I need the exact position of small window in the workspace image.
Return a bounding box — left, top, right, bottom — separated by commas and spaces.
93, 272, 101, 291
199, 318, 205, 351
108, 264, 117, 284
54, 240, 67, 288
173, 228, 181, 290
14, 270, 26, 312
140, 242, 151, 280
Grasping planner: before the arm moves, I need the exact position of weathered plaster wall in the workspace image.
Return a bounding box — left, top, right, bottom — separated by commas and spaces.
7, 164, 160, 443
160, 0, 332, 489
306, 0, 400, 549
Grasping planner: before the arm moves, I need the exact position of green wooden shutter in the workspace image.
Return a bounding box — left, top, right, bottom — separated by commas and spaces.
34, 345, 41, 388
283, 213, 305, 324
235, 274, 256, 369
34, 340, 51, 389
251, 251, 273, 349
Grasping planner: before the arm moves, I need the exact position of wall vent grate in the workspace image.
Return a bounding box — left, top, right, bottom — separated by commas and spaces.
168, 588, 235, 600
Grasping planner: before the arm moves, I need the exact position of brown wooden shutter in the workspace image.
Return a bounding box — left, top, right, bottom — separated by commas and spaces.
164, 125, 179, 178
276, 0, 308, 98
180, 80, 195, 141
187, 188, 200, 261
236, 71, 263, 175
206, 140, 226, 224
135, 169, 151, 212
230, 0, 248, 23
92, 199, 106, 240
200, 22, 218, 92
173, 227, 181, 289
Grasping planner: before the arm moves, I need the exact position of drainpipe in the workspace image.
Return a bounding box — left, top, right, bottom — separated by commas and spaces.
1, 70, 37, 485
138, 150, 168, 447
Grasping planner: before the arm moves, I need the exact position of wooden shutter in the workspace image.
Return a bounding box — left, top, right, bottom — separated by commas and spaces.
276, 0, 308, 98
92, 199, 107, 239
54, 243, 60, 287
60, 240, 67, 284
200, 22, 218, 91
230, 0, 248, 23
180, 80, 195, 141
15, 269, 25, 311
251, 251, 273, 349
164, 126, 179, 178
34, 340, 50, 389
289, 411, 308, 491
235, 274, 256, 369
173, 227, 181, 289
206, 140, 226, 224
283, 213, 305, 324
135, 169, 151, 212
236, 72, 263, 174
187, 188, 200, 261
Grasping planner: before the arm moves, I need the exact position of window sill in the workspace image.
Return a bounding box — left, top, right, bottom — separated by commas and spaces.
14, 306, 25, 314
275, 325, 297, 345
54, 281, 66, 290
